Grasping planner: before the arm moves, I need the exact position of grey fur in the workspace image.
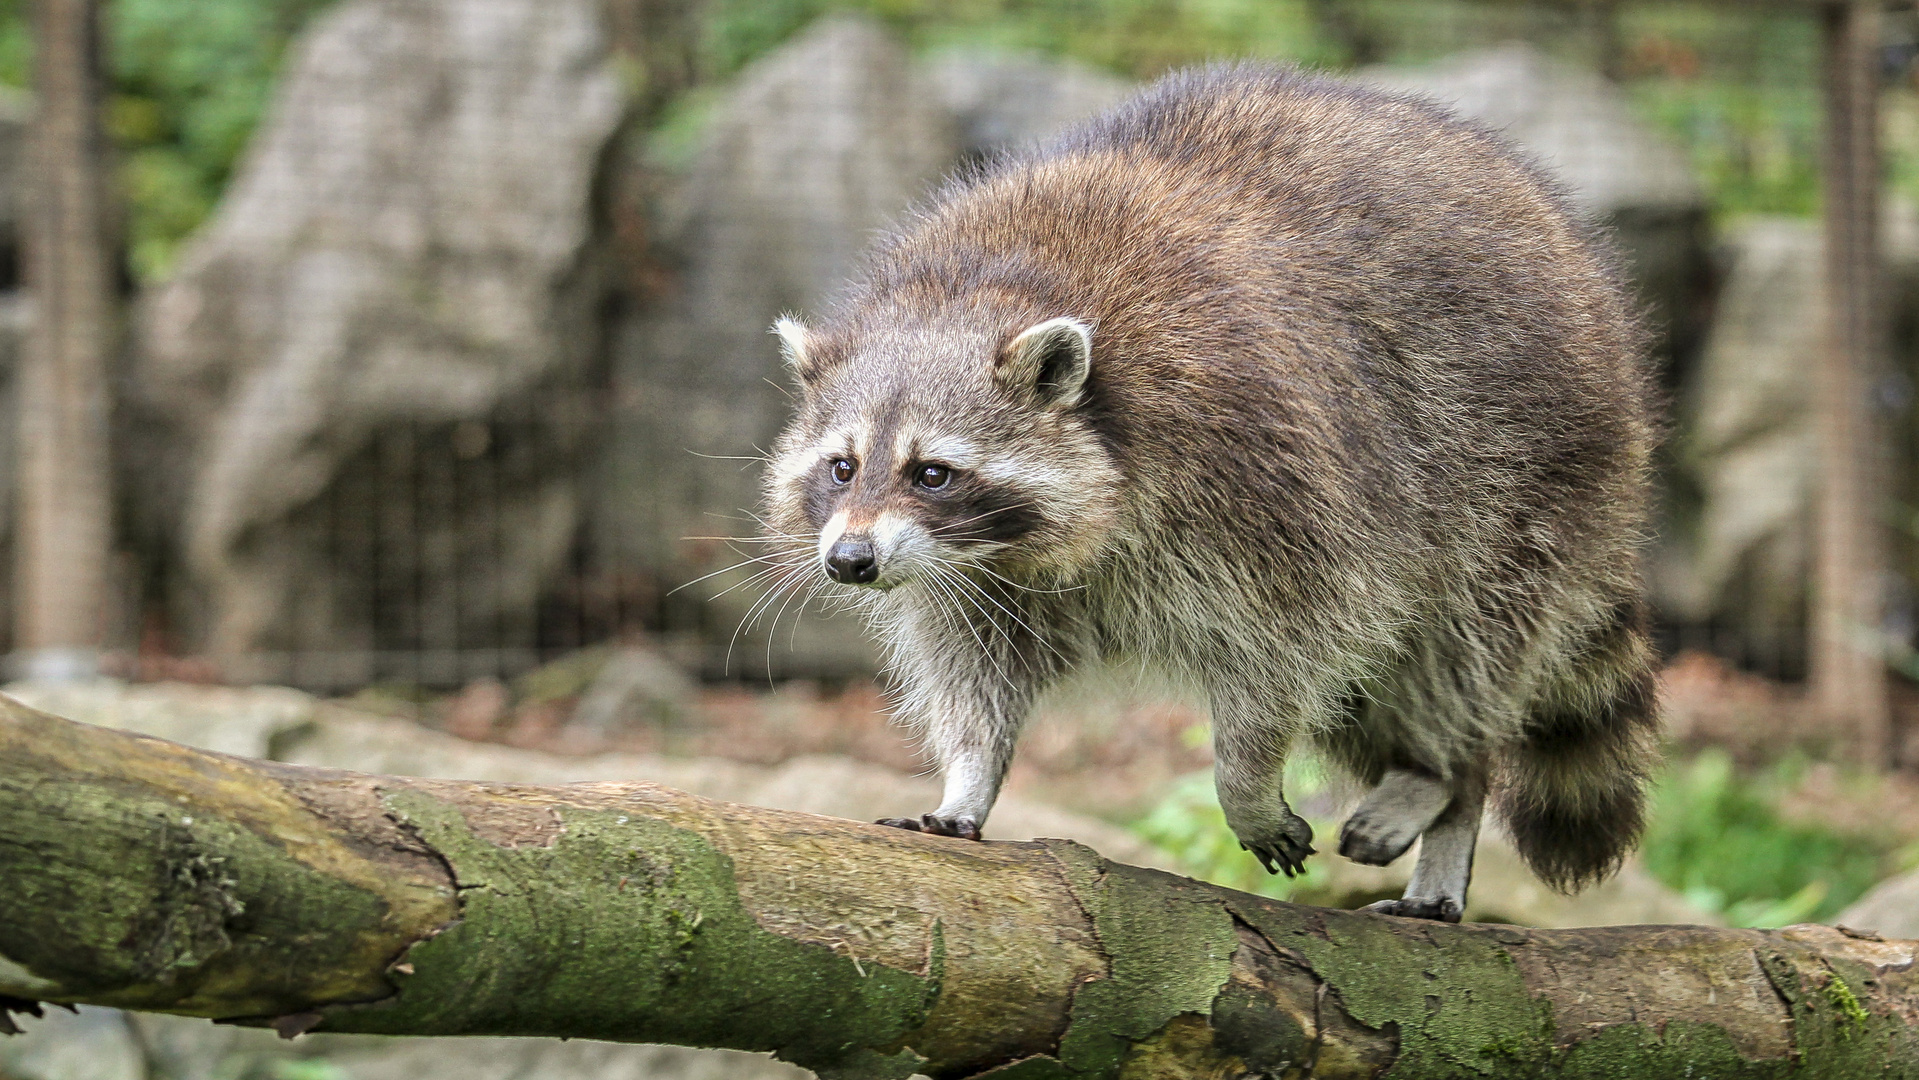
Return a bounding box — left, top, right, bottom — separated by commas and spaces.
1338, 768, 1452, 867
759, 64, 1661, 920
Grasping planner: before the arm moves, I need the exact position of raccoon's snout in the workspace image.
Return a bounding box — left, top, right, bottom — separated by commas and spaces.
825, 537, 880, 584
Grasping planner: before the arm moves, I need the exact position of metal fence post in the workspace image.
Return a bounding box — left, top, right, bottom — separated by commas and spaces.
1815, 0, 1891, 766
14, 0, 114, 680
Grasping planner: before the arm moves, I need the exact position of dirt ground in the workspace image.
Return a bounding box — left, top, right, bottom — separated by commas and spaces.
360, 646, 1919, 843
337, 652, 1215, 823
529, 678, 1210, 824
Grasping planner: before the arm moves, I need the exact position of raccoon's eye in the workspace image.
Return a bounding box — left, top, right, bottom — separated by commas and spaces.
830, 458, 856, 485
915, 464, 952, 490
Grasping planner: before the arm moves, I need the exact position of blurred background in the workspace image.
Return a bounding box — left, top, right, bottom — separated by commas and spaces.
7, 1, 1919, 1077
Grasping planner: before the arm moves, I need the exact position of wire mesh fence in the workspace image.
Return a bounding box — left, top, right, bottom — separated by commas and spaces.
1, 0, 1900, 693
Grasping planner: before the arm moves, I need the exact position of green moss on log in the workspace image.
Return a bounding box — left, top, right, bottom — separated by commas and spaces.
0, 711, 454, 1016
7, 699, 1919, 1080
1254, 905, 1548, 1077
335, 789, 940, 1077
1041, 843, 1237, 1075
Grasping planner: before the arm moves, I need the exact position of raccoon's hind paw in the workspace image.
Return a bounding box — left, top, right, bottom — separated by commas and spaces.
1237, 813, 1316, 877
1362, 897, 1463, 923
876, 814, 982, 841
1336, 772, 1452, 866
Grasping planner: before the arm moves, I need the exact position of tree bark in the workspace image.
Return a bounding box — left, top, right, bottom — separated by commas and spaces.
2, 698, 1916, 1079
14, 0, 116, 676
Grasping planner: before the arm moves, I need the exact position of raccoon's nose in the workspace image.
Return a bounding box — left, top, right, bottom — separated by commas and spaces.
825, 538, 879, 584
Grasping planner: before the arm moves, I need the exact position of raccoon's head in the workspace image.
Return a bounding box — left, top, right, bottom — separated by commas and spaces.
764, 309, 1123, 592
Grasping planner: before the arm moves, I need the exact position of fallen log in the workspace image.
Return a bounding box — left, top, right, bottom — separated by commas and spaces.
2, 695, 1915, 1079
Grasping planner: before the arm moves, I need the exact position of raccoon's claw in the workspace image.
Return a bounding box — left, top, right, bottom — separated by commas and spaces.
1241, 836, 1315, 878
1362, 896, 1463, 923
1234, 810, 1315, 877
876, 814, 982, 841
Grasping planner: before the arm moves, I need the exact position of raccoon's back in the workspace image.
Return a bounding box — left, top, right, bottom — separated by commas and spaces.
864, 64, 1652, 595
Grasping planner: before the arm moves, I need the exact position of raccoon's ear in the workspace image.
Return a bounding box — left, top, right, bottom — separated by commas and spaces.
772, 316, 825, 383
997, 317, 1092, 408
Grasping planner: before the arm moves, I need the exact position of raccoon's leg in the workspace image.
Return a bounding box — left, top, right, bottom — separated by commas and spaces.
1363, 774, 1486, 923
1212, 695, 1316, 876
1336, 768, 1453, 867
874, 590, 1058, 840
876, 679, 1030, 841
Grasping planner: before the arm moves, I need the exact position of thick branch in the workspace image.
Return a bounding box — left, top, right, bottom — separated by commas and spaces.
3, 697, 1916, 1079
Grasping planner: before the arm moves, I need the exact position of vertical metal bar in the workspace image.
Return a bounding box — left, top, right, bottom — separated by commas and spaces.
13, 0, 114, 680
1816, 0, 1891, 767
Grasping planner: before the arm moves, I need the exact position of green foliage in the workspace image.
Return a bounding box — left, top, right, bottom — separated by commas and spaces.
265, 1061, 349, 1080
702, 0, 1336, 83
1618, 6, 1823, 221
1638, 749, 1891, 927
1629, 79, 1822, 220
701, 0, 823, 78
0, 0, 1847, 285
1824, 973, 1870, 1034
0, 0, 337, 281
697, 0, 1840, 224
1132, 752, 1340, 903
0, 2, 24, 90
1134, 771, 1281, 898
106, 0, 338, 280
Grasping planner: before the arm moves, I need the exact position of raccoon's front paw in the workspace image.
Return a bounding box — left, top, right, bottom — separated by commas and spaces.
1235, 812, 1316, 877
876, 814, 982, 841
1362, 896, 1462, 923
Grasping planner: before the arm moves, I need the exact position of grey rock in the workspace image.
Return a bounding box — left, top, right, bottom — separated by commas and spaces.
130, 0, 627, 681
1668, 204, 1919, 654
1668, 218, 1822, 641
135, 1015, 806, 1080
3, 678, 318, 757
1832, 869, 1919, 940
569, 644, 700, 736
0, 1005, 807, 1080
0, 1007, 145, 1080
920, 49, 1131, 157
284, 1037, 805, 1080
1361, 43, 1698, 214
603, 15, 954, 679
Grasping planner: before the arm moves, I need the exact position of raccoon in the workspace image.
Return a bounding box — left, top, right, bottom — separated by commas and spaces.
759, 64, 1660, 922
